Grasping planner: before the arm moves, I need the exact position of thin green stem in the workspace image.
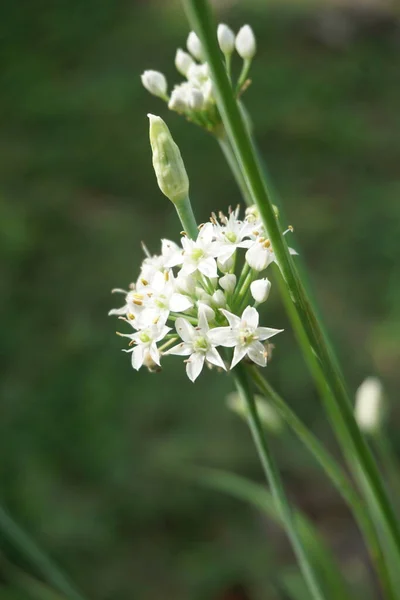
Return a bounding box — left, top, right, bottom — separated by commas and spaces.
174, 195, 198, 239
236, 58, 252, 93
184, 466, 352, 600
0, 504, 86, 600
249, 367, 396, 600
233, 365, 327, 600
182, 0, 400, 575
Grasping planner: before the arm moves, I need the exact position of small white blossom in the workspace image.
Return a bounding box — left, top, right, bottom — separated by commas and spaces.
355, 377, 385, 434
235, 25, 256, 60
219, 274, 236, 294
217, 24, 235, 55
188, 88, 204, 111
250, 278, 271, 303
208, 306, 282, 368
122, 321, 171, 370
179, 223, 220, 278
175, 49, 194, 77
141, 70, 168, 98
187, 31, 204, 61
166, 307, 225, 381
213, 211, 253, 264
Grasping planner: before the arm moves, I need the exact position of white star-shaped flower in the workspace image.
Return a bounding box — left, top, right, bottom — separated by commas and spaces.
208, 306, 282, 368
122, 321, 171, 371
166, 306, 225, 382
213, 212, 253, 264
179, 223, 220, 278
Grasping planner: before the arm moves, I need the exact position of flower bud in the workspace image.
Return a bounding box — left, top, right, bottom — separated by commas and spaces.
141, 70, 168, 99
175, 49, 194, 77
168, 87, 188, 113
217, 24, 235, 55
212, 290, 226, 308
187, 31, 204, 61
219, 274, 236, 294
197, 300, 215, 321
235, 25, 256, 60
148, 114, 189, 204
203, 79, 214, 103
355, 377, 385, 434
188, 88, 204, 111
250, 278, 271, 303
217, 254, 235, 273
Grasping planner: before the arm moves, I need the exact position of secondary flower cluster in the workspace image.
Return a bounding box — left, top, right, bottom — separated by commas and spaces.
110, 206, 294, 382
141, 24, 256, 132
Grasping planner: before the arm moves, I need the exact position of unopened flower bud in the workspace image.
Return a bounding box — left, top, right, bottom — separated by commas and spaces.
235, 25, 256, 60
245, 205, 260, 223
212, 290, 226, 308
168, 88, 188, 113
218, 254, 235, 273
219, 274, 236, 294
250, 278, 271, 303
188, 88, 204, 111
197, 301, 215, 321
355, 377, 385, 434
217, 24, 235, 55
148, 114, 189, 204
175, 49, 194, 77
187, 31, 204, 61
141, 70, 168, 99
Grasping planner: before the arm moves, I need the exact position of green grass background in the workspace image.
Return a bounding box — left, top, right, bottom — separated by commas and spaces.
1, 0, 400, 598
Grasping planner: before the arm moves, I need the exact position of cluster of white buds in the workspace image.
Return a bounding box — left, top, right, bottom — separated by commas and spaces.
110, 203, 297, 382
140, 24, 256, 132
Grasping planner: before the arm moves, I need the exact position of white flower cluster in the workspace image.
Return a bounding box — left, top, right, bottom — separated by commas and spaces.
110, 206, 295, 382
141, 24, 256, 132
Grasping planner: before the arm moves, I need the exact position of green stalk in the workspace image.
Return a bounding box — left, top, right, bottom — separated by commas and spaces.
249, 367, 396, 600
174, 195, 198, 240
182, 0, 400, 571
185, 465, 352, 600
0, 504, 86, 600
232, 364, 327, 600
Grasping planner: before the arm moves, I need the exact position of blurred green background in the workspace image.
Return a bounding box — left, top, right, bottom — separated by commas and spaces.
1, 0, 400, 598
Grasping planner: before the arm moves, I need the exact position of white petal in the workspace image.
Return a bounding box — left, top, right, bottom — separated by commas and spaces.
197, 304, 210, 332
207, 327, 237, 347
186, 353, 205, 382
219, 274, 236, 294
289, 247, 298, 256
155, 325, 172, 341
230, 345, 247, 369
245, 243, 270, 271
197, 222, 214, 246
175, 317, 196, 342
241, 306, 259, 329
131, 345, 145, 370
198, 257, 218, 279
247, 341, 267, 367
256, 327, 283, 341
165, 342, 192, 356
149, 342, 161, 366
219, 309, 241, 329
108, 306, 128, 316
169, 293, 193, 312
216, 247, 236, 265
206, 347, 226, 370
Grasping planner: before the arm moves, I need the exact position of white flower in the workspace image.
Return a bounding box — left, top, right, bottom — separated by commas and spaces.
245, 237, 275, 271
250, 278, 271, 303
179, 223, 220, 278
219, 274, 236, 294
166, 308, 225, 382
187, 31, 204, 61
217, 24, 235, 55
235, 25, 256, 60
175, 49, 194, 77
144, 270, 193, 323
122, 321, 171, 370
141, 70, 168, 98
188, 88, 204, 111
355, 377, 384, 434
213, 212, 253, 264
208, 306, 282, 368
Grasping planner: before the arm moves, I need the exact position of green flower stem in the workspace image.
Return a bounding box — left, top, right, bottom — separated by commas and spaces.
186, 465, 352, 600
236, 58, 252, 94
174, 195, 198, 240
232, 364, 327, 600
249, 367, 396, 600
0, 504, 86, 600
182, 0, 400, 571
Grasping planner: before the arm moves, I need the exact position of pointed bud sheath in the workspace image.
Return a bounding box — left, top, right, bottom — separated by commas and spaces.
219, 274, 236, 294
141, 70, 168, 99
217, 24, 235, 55
148, 114, 189, 204
188, 88, 204, 111
355, 377, 385, 434
175, 49, 194, 77
235, 25, 256, 60
250, 278, 271, 303
187, 31, 204, 61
